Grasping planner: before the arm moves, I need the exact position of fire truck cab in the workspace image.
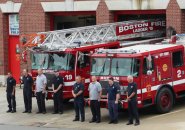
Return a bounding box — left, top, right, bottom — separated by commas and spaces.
30, 41, 120, 100
91, 42, 185, 113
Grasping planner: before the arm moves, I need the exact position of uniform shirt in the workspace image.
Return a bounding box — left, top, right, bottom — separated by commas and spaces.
107, 83, 120, 101
52, 76, 64, 91
23, 75, 33, 90
73, 82, 84, 100
36, 74, 47, 92
6, 77, 16, 93
88, 81, 102, 100
127, 82, 137, 100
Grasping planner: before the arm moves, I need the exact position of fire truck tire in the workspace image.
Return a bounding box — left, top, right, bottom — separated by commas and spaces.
156, 87, 174, 114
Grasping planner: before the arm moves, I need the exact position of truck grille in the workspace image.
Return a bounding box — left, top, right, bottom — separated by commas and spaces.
44, 73, 55, 90
99, 81, 109, 96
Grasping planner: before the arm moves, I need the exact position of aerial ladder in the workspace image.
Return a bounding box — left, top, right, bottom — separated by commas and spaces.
20, 19, 166, 51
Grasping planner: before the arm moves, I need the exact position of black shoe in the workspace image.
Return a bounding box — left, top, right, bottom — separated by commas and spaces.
96, 121, 101, 123
22, 111, 28, 113
81, 119, 85, 122
89, 120, 96, 123
73, 119, 79, 121
113, 120, 118, 124
11, 110, 16, 113
134, 122, 140, 126
42, 112, 46, 114
126, 122, 133, 125
6, 110, 12, 113
28, 111, 32, 113
59, 112, 63, 114
36, 111, 42, 114
108, 121, 114, 124
52, 112, 58, 114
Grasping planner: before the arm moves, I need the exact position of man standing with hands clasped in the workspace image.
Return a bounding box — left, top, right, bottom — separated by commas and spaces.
52, 71, 64, 114
107, 77, 120, 124
88, 76, 102, 123
126, 75, 140, 126
72, 76, 85, 122
35, 69, 47, 114
22, 69, 33, 113
6, 72, 16, 113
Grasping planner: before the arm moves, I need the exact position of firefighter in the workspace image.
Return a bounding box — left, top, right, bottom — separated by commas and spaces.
22, 69, 33, 113
72, 76, 85, 122
126, 75, 140, 126
52, 71, 64, 114
107, 77, 120, 124
35, 69, 47, 114
88, 76, 102, 123
6, 72, 16, 113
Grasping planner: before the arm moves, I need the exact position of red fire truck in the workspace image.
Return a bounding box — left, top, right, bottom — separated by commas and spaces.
90, 34, 185, 113
21, 19, 166, 102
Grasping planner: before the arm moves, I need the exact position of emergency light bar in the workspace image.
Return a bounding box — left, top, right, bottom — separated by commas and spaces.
120, 37, 164, 47
97, 49, 137, 54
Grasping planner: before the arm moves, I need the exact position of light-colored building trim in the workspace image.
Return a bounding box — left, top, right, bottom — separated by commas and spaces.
105, 0, 170, 10
41, 2, 66, 12
177, 0, 185, 9
0, 1, 22, 13
41, 1, 100, 12
74, 1, 99, 11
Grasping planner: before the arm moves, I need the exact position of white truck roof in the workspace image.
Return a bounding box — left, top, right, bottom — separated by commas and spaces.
98, 44, 180, 54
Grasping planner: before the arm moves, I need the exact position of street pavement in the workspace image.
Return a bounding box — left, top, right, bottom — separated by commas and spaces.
0, 124, 71, 130
0, 87, 185, 130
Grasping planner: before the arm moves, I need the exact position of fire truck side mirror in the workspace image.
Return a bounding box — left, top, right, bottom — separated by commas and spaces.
147, 70, 153, 76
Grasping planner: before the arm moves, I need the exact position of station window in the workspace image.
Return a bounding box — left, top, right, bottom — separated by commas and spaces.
172, 51, 183, 67
143, 56, 155, 74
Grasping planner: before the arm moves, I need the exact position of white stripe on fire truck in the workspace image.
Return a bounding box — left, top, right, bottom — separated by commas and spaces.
63, 78, 90, 86
47, 79, 91, 89
137, 79, 185, 94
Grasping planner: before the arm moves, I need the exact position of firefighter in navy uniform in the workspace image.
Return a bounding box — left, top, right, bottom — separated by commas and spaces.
6, 72, 16, 113
22, 69, 33, 113
52, 71, 64, 114
126, 75, 140, 126
72, 76, 85, 122
107, 77, 120, 124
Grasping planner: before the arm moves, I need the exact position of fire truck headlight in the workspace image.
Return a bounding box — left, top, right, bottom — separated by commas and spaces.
120, 86, 128, 95
147, 70, 153, 75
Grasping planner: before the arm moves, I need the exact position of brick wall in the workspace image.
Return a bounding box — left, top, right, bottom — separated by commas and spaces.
96, 0, 114, 24
181, 10, 185, 33
0, 11, 8, 75
166, 0, 185, 34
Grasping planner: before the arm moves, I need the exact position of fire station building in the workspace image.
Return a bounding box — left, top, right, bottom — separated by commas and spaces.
0, 0, 184, 84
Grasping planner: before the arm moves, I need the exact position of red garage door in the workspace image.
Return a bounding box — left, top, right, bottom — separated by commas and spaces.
8, 36, 20, 83
8, 14, 20, 83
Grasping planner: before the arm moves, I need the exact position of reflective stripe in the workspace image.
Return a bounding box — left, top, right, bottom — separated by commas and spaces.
64, 78, 90, 86
48, 78, 90, 89
137, 79, 185, 94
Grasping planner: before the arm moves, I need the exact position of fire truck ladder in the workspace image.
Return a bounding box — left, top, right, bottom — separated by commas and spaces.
21, 19, 165, 51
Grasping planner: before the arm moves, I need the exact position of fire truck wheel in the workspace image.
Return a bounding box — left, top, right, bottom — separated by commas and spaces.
156, 87, 174, 114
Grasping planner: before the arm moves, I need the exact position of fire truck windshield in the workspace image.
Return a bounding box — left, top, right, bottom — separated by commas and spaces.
111, 58, 140, 77
91, 58, 140, 77
31, 53, 75, 70
91, 58, 111, 76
